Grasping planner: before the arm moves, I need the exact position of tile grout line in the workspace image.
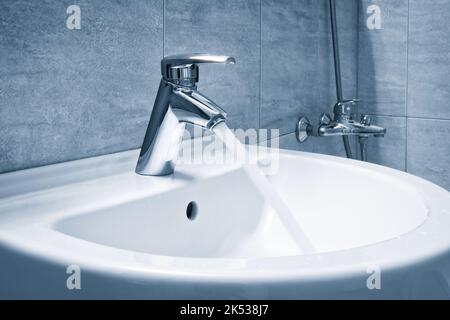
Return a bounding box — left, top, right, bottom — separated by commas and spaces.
262, 132, 294, 143
405, 0, 410, 173
407, 116, 450, 122
259, 0, 262, 131
355, 1, 361, 155
356, 0, 360, 102
366, 114, 450, 122
162, 0, 165, 57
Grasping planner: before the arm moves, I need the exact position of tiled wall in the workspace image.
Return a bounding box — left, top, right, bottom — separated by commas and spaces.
0, 0, 164, 172
0, 0, 358, 174
358, 0, 450, 190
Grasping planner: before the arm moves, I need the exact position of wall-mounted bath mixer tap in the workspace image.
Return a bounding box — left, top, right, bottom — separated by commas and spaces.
296, 0, 386, 162
295, 98, 386, 153
310, 99, 386, 139
136, 54, 235, 176
295, 103, 386, 142
295, 102, 386, 163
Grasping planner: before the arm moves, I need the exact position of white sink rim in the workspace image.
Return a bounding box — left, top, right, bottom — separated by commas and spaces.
0, 148, 449, 283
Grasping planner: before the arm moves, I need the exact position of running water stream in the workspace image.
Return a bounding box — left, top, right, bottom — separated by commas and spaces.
212, 122, 316, 254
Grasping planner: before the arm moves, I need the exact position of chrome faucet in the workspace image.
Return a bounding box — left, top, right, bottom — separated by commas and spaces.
295, 99, 386, 161
136, 54, 235, 176
317, 99, 386, 138
296, 99, 386, 142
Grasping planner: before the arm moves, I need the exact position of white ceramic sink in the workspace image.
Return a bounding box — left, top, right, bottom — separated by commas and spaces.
0, 145, 449, 299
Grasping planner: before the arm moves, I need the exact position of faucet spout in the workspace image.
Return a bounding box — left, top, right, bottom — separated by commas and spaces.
170, 88, 226, 130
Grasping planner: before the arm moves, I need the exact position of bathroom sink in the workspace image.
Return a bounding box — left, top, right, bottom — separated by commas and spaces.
0, 145, 449, 299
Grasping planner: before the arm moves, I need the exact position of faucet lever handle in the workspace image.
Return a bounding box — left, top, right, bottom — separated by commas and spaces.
162, 54, 236, 85
162, 54, 236, 68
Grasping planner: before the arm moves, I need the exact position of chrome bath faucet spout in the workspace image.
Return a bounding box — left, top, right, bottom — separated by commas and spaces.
136, 54, 235, 176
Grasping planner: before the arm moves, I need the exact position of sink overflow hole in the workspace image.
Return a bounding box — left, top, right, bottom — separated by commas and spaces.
186, 201, 198, 221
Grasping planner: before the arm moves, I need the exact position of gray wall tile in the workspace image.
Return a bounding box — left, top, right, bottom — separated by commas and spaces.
358, 0, 408, 117
407, 119, 450, 190
408, 0, 450, 120
357, 0, 450, 190
364, 116, 407, 171
271, 132, 357, 160
313, 136, 357, 159
278, 133, 314, 153
273, 133, 355, 159
164, 0, 260, 131
0, 0, 163, 172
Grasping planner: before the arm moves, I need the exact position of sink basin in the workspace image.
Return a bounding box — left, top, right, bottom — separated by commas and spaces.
56, 168, 303, 259
0, 144, 449, 299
